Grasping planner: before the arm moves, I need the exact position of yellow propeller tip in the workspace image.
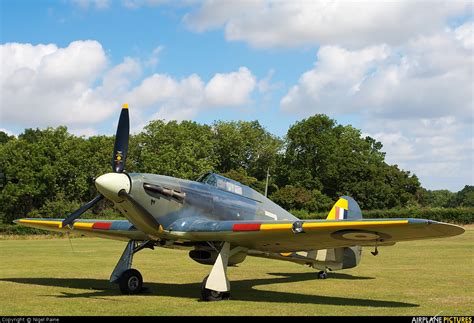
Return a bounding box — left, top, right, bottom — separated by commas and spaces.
122, 103, 129, 109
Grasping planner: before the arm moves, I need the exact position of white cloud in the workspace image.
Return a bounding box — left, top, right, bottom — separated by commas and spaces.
125, 67, 257, 129
122, 0, 171, 9
185, 0, 471, 49
0, 43, 57, 80
100, 57, 142, 96
124, 73, 204, 113
366, 118, 473, 190
281, 45, 390, 113
258, 69, 275, 93
205, 67, 256, 106
454, 20, 474, 50
368, 132, 419, 162
1, 41, 258, 133
280, 19, 473, 191
145, 46, 164, 68
0, 41, 116, 128
281, 23, 473, 122
72, 0, 110, 9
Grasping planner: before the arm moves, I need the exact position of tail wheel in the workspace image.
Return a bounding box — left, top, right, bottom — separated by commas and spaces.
200, 275, 231, 301
317, 271, 328, 279
119, 268, 143, 294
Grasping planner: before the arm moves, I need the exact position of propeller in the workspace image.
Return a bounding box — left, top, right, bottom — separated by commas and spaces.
61, 194, 104, 228
112, 103, 129, 173
61, 103, 130, 228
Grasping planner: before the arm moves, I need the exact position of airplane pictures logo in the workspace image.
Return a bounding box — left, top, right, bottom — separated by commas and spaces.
412, 317, 472, 323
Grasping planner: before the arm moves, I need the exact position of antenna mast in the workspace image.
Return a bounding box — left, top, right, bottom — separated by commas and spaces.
264, 167, 270, 197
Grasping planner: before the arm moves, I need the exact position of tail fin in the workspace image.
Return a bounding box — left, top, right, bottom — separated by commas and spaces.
326, 196, 362, 220
317, 196, 363, 271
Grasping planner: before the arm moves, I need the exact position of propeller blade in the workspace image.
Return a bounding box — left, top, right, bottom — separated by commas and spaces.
112, 103, 130, 173
61, 194, 104, 228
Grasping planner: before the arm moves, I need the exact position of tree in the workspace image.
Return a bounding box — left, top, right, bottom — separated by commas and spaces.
277, 115, 421, 209
0, 131, 14, 144
424, 190, 455, 208
270, 185, 333, 212
0, 127, 123, 224
1, 114, 461, 225
212, 120, 283, 180
139, 120, 218, 180
452, 185, 474, 207
0, 127, 86, 223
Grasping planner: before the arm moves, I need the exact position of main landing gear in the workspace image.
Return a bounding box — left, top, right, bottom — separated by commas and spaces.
200, 242, 246, 302
111, 240, 239, 300
110, 240, 154, 294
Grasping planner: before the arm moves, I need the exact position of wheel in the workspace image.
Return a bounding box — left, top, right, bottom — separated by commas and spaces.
119, 269, 143, 294
200, 275, 231, 301
317, 270, 328, 279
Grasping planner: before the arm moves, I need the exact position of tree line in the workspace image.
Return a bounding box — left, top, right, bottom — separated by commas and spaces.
0, 114, 472, 224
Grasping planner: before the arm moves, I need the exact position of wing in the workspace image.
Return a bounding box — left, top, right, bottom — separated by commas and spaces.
163, 218, 465, 252
14, 218, 148, 241
14, 217, 465, 252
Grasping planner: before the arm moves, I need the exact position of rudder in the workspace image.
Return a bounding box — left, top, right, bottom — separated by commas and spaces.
326, 196, 362, 220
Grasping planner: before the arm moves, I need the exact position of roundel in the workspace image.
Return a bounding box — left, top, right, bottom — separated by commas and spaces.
331, 229, 391, 242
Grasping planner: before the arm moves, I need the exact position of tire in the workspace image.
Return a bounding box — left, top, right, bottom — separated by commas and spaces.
317, 271, 328, 279
201, 275, 230, 301
119, 269, 143, 295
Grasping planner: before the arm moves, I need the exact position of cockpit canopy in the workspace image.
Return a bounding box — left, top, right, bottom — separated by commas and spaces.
196, 172, 247, 197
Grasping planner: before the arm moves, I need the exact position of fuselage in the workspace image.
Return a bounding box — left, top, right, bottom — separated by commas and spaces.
99, 172, 361, 271
126, 172, 298, 230
94, 171, 298, 235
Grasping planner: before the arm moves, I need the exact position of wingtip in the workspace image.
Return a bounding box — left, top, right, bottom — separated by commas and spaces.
431, 221, 465, 237
122, 103, 129, 109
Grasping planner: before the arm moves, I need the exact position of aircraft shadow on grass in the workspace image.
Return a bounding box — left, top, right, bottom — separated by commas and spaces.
1, 272, 418, 308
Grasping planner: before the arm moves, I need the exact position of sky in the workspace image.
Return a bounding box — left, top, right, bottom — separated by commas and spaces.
0, 0, 473, 192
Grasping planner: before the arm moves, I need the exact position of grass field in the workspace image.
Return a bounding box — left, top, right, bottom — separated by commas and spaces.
0, 226, 472, 316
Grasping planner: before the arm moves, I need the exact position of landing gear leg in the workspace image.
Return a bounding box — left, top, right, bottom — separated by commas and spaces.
201, 242, 231, 301
110, 240, 154, 295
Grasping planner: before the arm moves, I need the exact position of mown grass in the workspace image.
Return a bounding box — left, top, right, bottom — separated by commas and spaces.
0, 226, 472, 316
